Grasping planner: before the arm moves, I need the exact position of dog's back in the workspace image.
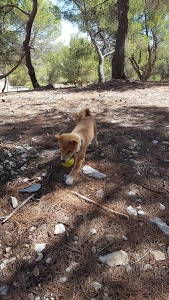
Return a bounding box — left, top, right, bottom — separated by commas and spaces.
77, 108, 91, 122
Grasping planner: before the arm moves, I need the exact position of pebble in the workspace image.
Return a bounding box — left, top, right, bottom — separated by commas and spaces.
35, 252, 43, 262
0, 285, 9, 296
91, 281, 102, 292
58, 276, 67, 283
46, 257, 52, 264
159, 203, 165, 210
27, 293, 34, 300
54, 223, 66, 235
128, 191, 136, 197
20, 183, 41, 193
32, 266, 40, 276
151, 217, 169, 236
10, 196, 19, 208
34, 243, 46, 252
90, 228, 97, 235
151, 250, 166, 261
82, 165, 106, 179
65, 261, 78, 272
127, 205, 137, 216
122, 235, 128, 241
96, 189, 104, 199
99, 250, 129, 267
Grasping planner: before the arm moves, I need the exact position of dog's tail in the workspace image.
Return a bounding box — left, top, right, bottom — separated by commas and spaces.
78, 108, 91, 121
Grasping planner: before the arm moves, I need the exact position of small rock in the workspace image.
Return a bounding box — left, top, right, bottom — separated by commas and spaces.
122, 235, 128, 241
54, 223, 66, 235
82, 165, 106, 179
32, 266, 40, 276
126, 265, 133, 273
96, 189, 104, 199
127, 205, 137, 216
151, 217, 169, 236
90, 228, 97, 235
35, 252, 43, 262
144, 264, 153, 271
151, 250, 166, 261
152, 139, 158, 144
20, 183, 41, 193
58, 276, 67, 283
128, 191, 136, 197
5, 247, 11, 253
91, 281, 102, 292
34, 243, 46, 252
46, 257, 52, 264
10, 196, 19, 208
27, 293, 34, 300
35, 297, 41, 300
137, 210, 145, 215
65, 261, 78, 272
159, 203, 165, 210
0, 285, 9, 296
99, 250, 129, 267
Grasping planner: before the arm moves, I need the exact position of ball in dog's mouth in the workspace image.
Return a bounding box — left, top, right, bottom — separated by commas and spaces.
62, 157, 74, 167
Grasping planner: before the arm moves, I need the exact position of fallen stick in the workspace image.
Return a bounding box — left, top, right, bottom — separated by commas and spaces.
2, 193, 35, 224
71, 191, 129, 219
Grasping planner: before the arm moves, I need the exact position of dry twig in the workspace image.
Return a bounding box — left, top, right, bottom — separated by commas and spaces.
1, 193, 35, 224
71, 191, 129, 219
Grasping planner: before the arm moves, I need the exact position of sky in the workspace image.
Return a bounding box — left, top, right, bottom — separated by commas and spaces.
57, 20, 79, 45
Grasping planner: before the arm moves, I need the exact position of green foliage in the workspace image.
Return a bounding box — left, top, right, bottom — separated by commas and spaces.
60, 35, 98, 85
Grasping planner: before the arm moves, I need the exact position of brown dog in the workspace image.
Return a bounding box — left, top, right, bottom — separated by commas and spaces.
56, 108, 98, 185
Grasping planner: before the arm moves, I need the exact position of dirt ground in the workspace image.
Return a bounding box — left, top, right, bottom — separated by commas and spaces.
0, 80, 169, 300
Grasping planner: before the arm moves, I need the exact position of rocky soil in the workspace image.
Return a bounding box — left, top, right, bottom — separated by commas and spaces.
0, 80, 169, 300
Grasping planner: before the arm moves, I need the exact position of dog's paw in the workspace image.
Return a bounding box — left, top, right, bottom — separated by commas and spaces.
65, 175, 74, 185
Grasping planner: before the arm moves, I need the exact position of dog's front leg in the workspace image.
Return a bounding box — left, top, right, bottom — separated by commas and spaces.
65, 156, 84, 185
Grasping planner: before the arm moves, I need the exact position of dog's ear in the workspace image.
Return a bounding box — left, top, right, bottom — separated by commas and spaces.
55, 134, 63, 141
70, 139, 78, 145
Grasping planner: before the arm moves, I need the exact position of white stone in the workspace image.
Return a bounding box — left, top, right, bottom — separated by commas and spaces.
99, 250, 129, 267
127, 205, 137, 216
27, 293, 34, 300
96, 189, 104, 199
144, 264, 153, 271
35, 252, 43, 262
122, 235, 128, 241
152, 139, 158, 144
137, 210, 145, 215
58, 276, 67, 283
128, 191, 136, 196
159, 203, 165, 210
65, 261, 78, 272
82, 165, 106, 179
46, 257, 52, 264
10, 196, 19, 208
90, 228, 97, 235
151, 250, 166, 261
54, 223, 66, 235
35, 297, 41, 300
151, 217, 169, 236
91, 281, 102, 292
0, 285, 9, 296
126, 265, 133, 273
34, 243, 46, 252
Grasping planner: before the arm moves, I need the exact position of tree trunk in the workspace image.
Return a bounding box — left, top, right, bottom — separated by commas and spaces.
23, 0, 40, 88
112, 0, 129, 79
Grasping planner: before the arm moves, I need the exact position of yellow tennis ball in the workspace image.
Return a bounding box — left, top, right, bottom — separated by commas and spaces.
62, 157, 74, 167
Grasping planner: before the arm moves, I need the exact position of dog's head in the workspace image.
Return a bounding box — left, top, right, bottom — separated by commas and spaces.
55, 133, 81, 163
